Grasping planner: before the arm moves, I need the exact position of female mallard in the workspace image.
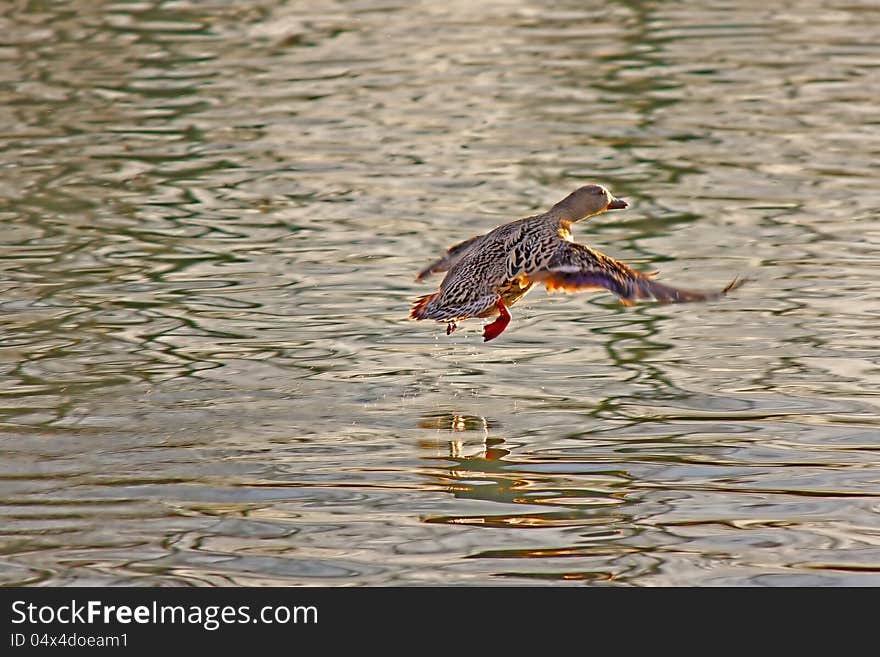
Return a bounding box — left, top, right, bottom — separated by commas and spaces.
410, 184, 742, 341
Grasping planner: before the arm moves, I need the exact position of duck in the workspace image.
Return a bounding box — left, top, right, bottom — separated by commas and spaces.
410, 184, 743, 341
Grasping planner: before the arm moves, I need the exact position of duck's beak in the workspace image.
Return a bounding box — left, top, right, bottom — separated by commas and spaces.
607, 197, 628, 210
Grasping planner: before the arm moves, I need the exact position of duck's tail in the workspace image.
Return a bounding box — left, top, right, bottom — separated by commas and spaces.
409, 292, 441, 320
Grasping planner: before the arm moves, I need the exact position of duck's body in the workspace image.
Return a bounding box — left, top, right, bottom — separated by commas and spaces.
410, 184, 742, 341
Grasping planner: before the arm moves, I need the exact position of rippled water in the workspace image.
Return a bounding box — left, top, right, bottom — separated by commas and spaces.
1, 0, 879, 586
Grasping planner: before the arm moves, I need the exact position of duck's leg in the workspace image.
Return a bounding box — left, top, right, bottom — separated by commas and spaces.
482, 299, 511, 342
446, 321, 458, 335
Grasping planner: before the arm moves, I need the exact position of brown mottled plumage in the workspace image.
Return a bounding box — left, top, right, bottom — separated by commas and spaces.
410, 184, 743, 341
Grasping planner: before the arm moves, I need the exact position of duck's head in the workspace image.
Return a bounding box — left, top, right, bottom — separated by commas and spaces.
554, 184, 628, 222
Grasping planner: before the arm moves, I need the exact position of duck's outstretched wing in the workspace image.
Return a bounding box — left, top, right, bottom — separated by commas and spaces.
415, 234, 484, 281
530, 242, 744, 305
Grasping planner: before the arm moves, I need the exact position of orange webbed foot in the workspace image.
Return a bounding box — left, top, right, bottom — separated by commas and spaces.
446, 322, 458, 335
482, 300, 511, 342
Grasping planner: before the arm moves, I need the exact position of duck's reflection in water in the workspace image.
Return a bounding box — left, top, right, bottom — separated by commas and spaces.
416, 413, 649, 583
418, 412, 499, 458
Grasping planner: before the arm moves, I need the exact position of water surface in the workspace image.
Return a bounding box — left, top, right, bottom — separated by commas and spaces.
1, 0, 879, 586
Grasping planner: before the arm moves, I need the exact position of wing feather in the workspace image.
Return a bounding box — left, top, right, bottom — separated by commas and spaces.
416, 234, 485, 281
532, 242, 743, 304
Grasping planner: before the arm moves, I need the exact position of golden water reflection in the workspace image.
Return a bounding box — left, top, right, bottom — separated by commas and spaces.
418, 413, 646, 582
